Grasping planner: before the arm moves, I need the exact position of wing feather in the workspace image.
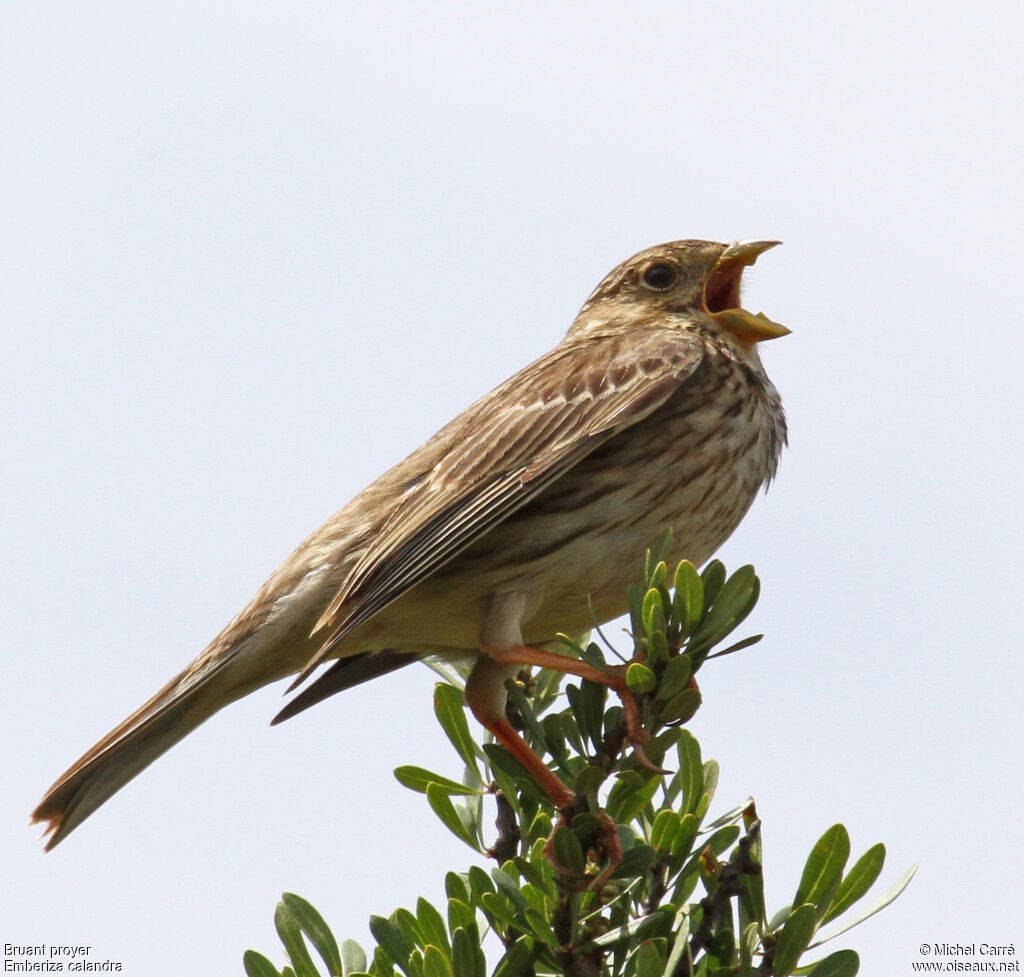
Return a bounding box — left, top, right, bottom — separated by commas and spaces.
291, 328, 703, 688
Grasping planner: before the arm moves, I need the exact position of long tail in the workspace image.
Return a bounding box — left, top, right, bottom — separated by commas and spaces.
31, 654, 257, 850
31, 639, 421, 849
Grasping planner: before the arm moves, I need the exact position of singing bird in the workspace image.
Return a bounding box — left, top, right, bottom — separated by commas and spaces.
33, 239, 788, 849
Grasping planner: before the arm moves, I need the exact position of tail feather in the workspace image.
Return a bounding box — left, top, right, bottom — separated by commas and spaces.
31, 641, 419, 849
31, 658, 244, 850
272, 648, 419, 725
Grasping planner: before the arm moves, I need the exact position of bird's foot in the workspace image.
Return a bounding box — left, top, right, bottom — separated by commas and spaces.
543, 807, 623, 892
613, 673, 671, 774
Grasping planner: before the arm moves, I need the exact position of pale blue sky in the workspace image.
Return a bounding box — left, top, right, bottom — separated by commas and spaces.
3, 2, 1021, 974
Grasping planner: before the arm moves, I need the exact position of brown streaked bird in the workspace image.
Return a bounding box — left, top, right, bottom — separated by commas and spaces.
32, 239, 788, 850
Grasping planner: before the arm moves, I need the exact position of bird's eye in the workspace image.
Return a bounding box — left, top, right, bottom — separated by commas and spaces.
641, 262, 676, 291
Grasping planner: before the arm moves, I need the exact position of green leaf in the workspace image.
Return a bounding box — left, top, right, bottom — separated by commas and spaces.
810, 864, 917, 946
772, 903, 817, 977
644, 726, 681, 768
766, 904, 793, 932
244, 950, 284, 977
551, 823, 586, 876
478, 892, 516, 928
393, 909, 422, 951
794, 825, 850, 922
627, 662, 657, 694
444, 873, 470, 906
705, 824, 741, 856
662, 769, 683, 807
555, 632, 586, 655
583, 912, 663, 950
540, 714, 569, 764
528, 806, 552, 839
421, 946, 452, 977
492, 937, 534, 977
370, 944, 397, 977
645, 529, 674, 583
394, 766, 481, 796
466, 865, 495, 903
511, 853, 548, 891
643, 587, 667, 636
698, 759, 720, 818
740, 851, 767, 932
690, 565, 759, 654
282, 893, 343, 977
567, 680, 606, 751
656, 654, 692, 701
416, 898, 450, 956
341, 941, 368, 977
369, 917, 414, 977
491, 868, 530, 915
607, 768, 642, 806
677, 731, 703, 816
565, 810, 605, 851
450, 928, 481, 977
650, 809, 680, 851
433, 684, 481, 784
638, 912, 674, 942
633, 939, 663, 977
700, 560, 726, 608
558, 709, 586, 755
274, 899, 321, 977
609, 770, 661, 824
671, 859, 703, 908
807, 949, 860, 977
481, 744, 549, 807
706, 634, 763, 659
671, 813, 699, 859
603, 704, 625, 741
574, 763, 607, 796
822, 844, 886, 924
524, 907, 560, 948
520, 882, 553, 918
673, 560, 704, 638
446, 899, 476, 939
503, 678, 549, 752
739, 921, 760, 969
648, 629, 670, 666
658, 687, 701, 725
612, 842, 656, 878
579, 640, 608, 669
661, 904, 692, 977
426, 784, 481, 851
702, 798, 752, 831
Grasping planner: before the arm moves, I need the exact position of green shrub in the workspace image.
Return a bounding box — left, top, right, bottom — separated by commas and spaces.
244, 536, 913, 977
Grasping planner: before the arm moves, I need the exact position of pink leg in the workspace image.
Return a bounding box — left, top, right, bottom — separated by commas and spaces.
465, 647, 656, 886
482, 644, 662, 771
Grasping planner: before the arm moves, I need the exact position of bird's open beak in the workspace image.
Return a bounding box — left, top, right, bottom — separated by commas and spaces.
703, 240, 790, 343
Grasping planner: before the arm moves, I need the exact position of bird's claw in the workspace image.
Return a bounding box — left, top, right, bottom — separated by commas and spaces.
614, 676, 672, 775
543, 809, 623, 891
630, 740, 671, 776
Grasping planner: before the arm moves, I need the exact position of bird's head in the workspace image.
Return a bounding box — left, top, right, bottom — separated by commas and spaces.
570, 239, 790, 347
